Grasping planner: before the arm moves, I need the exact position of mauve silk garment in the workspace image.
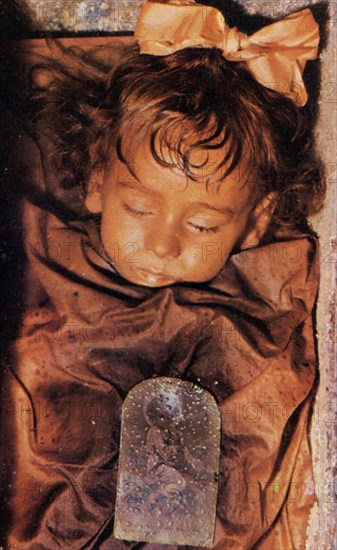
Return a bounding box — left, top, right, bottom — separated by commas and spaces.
2, 197, 319, 549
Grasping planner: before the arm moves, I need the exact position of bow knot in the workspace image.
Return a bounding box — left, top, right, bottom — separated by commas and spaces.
134, 1, 320, 106
222, 26, 243, 55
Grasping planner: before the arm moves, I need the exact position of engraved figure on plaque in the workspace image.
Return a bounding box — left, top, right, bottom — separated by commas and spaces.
114, 377, 221, 547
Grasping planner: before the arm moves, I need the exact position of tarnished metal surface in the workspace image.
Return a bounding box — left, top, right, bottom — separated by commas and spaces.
114, 377, 221, 547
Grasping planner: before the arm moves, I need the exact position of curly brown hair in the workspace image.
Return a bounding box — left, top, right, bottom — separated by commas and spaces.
31, 41, 325, 229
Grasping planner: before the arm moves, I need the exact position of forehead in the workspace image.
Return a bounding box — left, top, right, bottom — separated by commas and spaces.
106, 141, 255, 211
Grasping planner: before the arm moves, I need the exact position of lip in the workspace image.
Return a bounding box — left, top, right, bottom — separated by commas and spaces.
134, 267, 177, 286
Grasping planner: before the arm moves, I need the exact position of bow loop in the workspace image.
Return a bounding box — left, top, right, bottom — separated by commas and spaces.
134, 2, 320, 106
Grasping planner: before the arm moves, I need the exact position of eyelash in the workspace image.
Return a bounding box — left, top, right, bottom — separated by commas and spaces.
188, 223, 221, 234
122, 202, 152, 217
122, 202, 221, 234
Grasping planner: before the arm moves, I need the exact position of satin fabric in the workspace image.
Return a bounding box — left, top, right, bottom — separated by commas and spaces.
134, 2, 319, 106
2, 190, 318, 548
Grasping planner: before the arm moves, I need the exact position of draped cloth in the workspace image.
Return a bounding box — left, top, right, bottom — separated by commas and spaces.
2, 190, 318, 549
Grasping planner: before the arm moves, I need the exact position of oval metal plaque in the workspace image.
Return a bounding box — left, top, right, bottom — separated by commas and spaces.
114, 377, 221, 547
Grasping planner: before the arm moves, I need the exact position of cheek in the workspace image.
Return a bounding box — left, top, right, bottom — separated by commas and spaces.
102, 210, 169, 272
198, 247, 226, 277
190, 231, 240, 275
180, 240, 227, 280
101, 213, 145, 251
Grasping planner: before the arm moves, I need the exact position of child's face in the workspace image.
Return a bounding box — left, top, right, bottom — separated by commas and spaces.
86, 142, 272, 287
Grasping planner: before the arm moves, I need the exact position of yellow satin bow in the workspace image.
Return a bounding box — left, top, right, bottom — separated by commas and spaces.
134, 1, 319, 106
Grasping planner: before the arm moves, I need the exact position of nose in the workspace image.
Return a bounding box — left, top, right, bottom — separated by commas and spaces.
145, 226, 181, 259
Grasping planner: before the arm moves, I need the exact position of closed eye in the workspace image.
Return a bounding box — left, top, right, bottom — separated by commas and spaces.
122, 202, 154, 217
188, 222, 221, 234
